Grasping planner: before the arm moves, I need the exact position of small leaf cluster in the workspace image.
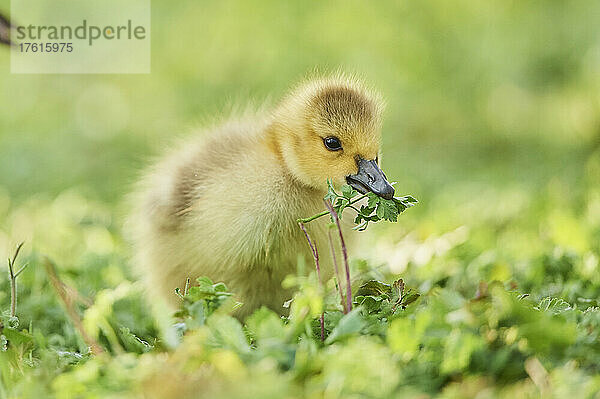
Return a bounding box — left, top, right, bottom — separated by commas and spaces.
323, 180, 360, 215
324, 179, 418, 230
174, 277, 238, 330
354, 279, 420, 314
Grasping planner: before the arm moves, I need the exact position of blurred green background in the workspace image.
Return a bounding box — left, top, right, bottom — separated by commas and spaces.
1, 0, 599, 204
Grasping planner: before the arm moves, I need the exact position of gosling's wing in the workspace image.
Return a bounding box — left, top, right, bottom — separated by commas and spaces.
133, 120, 257, 234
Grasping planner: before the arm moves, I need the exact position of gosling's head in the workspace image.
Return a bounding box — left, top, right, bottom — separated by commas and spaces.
272, 75, 395, 199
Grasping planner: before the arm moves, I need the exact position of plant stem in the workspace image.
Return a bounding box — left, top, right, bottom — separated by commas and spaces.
298, 221, 325, 342
10, 276, 15, 317
7, 242, 25, 318
184, 277, 190, 296
297, 210, 329, 224
9, 265, 16, 318
328, 229, 347, 313
297, 193, 368, 224
323, 200, 352, 313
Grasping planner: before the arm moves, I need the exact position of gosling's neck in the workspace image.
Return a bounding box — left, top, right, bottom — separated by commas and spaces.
261, 122, 325, 200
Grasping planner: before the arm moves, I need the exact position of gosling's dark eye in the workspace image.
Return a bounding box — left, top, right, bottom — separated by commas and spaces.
323, 136, 342, 151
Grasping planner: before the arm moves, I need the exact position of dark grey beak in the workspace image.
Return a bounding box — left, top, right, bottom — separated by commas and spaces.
346, 158, 395, 200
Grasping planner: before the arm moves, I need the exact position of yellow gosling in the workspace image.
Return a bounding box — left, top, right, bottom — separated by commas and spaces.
127, 74, 394, 318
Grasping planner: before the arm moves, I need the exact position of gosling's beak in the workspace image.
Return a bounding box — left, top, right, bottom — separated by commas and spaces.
346, 158, 395, 200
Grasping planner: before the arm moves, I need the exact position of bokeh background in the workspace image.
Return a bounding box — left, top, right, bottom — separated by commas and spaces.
2, 1, 600, 397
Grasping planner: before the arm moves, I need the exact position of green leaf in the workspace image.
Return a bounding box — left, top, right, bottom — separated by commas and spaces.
186, 300, 207, 328
367, 192, 380, 208
536, 297, 572, 315
325, 179, 340, 204
398, 195, 418, 204
325, 308, 366, 344
378, 199, 400, 222
392, 279, 405, 298
376, 203, 385, 219
181, 277, 235, 319
118, 327, 153, 353
341, 184, 357, 199
246, 307, 286, 343
324, 185, 337, 203
1, 327, 33, 347
354, 296, 385, 312
207, 314, 251, 354
356, 280, 392, 298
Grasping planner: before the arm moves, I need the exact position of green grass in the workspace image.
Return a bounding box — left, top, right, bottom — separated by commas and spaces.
1, 170, 600, 398
2, 0, 600, 397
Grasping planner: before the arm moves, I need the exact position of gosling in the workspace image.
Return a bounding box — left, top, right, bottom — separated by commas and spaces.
127, 75, 395, 318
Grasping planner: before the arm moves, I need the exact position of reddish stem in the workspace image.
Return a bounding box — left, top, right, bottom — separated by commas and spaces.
298, 221, 325, 342
323, 200, 352, 313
